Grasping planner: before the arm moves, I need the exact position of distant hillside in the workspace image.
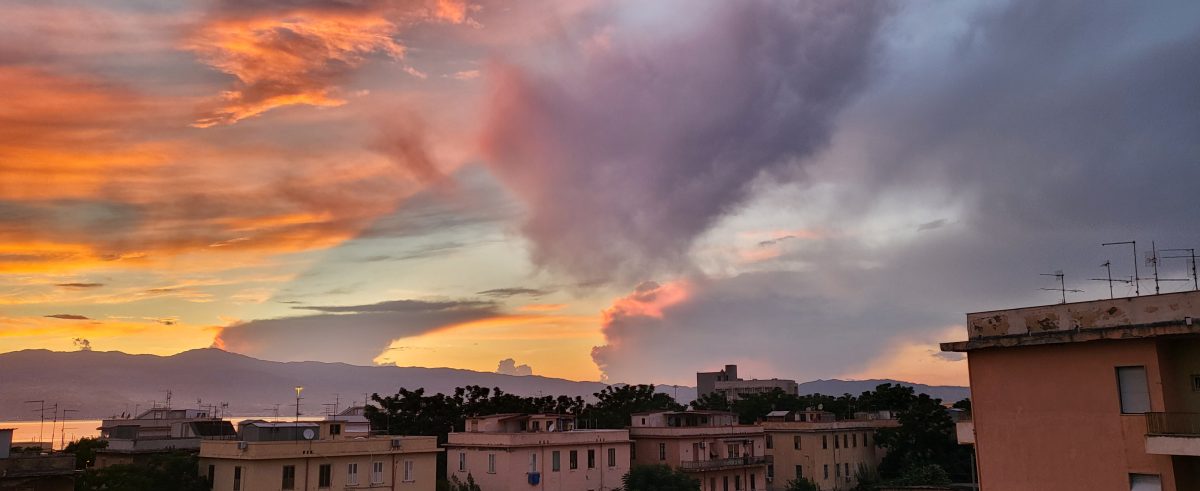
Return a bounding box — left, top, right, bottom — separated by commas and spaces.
796, 379, 970, 402
0, 349, 970, 419
0, 349, 610, 419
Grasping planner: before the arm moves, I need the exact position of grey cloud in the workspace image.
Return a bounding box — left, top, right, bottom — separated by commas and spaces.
218, 298, 500, 364
476, 287, 550, 298
480, 0, 892, 283
45, 314, 90, 320
496, 358, 533, 376
56, 282, 105, 288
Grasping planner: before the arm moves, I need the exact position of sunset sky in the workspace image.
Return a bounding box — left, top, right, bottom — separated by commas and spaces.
2, 0, 1198, 387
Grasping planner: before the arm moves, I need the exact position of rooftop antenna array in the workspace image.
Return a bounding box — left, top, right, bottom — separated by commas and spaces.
24, 400, 46, 445
1091, 261, 1133, 299
1040, 270, 1082, 304
1144, 241, 1189, 293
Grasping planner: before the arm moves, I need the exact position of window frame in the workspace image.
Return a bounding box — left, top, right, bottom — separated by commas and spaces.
282, 464, 296, 490
1116, 366, 1152, 414
347, 463, 359, 485
318, 463, 333, 488
371, 461, 384, 484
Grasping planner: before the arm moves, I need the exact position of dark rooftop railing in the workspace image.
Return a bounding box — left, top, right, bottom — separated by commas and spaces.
679, 456, 768, 472
1145, 412, 1200, 436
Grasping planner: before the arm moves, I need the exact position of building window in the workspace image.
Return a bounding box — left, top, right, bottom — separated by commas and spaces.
1117, 366, 1151, 414
835, 433, 840, 449
843, 434, 849, 448
372, 461, 384, 484
207, 465, 215, 489
404, 460, 414, 482
1192, 374, 1200, 392
347, 463, 358, 485
588, 449, 596, 469
530, 453, 537, 473
864, 432, 870, 446
794, 435, 801, 450
570, 450, 579, 470
766, 435, 772, 449
767, 464, 774, 479
631, 444, 637, 460
823, 464, 829, 480
318, 464, 332, 488
553, 451, 561, 472
659, 443, 667, 461
750, 473, 756, 490
844, 463, 850, 480
735, 475, 741, 490
488, 453, 496, 474
459, 452, 466, 472
727, 443, 738, 458
853, 434, 858, 447
282, 465, 296, 490
608, 447, 617, 467
710, 478, 716, 491
329, 424, 341, 436
233, 466, 241, 491
795, 465, 802, 478
1130, 473, 1163, 491
822, 435, 827, 449
723, 476, 729, 491
836, 463, 841, 477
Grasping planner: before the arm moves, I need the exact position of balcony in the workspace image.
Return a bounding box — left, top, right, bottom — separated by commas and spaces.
1145, 412, 1200, 457
678, 456, 769, 472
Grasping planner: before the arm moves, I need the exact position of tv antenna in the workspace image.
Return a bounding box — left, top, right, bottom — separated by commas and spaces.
1040, 270, 1082, 304
1103, 241, 1139, 296
24, 400, 46, 445
1091, 261, 1133, 299
1160, 248, 1198, 291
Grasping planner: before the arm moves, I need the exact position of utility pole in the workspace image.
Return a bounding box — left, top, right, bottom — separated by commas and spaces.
294, 386, 303, 440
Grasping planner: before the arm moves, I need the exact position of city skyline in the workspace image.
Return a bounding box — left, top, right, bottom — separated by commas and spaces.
2, 0, 1198, 387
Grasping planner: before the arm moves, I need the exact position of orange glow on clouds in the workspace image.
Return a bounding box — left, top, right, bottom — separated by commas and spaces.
0, 315, 218, 356
374, 313, 603, 381
840, 326, 969, 387
601, 280, 690, 323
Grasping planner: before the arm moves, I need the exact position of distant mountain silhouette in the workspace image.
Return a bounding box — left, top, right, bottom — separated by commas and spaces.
0, 349, 969, 419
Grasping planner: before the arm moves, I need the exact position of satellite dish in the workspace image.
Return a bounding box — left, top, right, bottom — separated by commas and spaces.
303, 428, 316, 440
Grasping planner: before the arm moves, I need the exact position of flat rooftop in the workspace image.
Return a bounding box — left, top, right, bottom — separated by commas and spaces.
942, 290, 1200, 352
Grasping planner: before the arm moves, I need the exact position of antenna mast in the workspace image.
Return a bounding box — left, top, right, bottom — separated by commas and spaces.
1040, 270, 1082, 304
1103, 241, 1139, 296
1161, 248, 1199, 291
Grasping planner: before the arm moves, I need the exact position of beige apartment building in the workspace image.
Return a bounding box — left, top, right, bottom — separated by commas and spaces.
629, 410, 768, 491
697, 365, 799, 401
760, 410, 897, 490
200, 415, 439, 491
942, 290, 1200, 490
445, 413, 631, 491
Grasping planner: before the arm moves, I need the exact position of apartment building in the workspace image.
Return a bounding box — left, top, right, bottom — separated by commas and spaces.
199, 416, 439, 491
444, 413, 631, 491
941, 290, 1200, 490
629, 410, 768, 491
760, 410, 897, 490
95, 407, 236, 468
697, 365, 799, 401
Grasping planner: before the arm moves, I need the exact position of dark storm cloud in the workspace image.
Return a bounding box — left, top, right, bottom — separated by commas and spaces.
481, 0, 893, 283
589, 0, 1200, 383
215, 298, 500, 363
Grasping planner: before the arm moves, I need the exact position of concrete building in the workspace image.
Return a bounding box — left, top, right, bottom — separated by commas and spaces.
697, 365, 799, 401
199, 414, 439, 491
0, 428, 76, 491
760, 411, 898, 490
95, 407, 235, 468
444, 413, 631, 491
629, 410, 768, 491
941, 290, 1200, 490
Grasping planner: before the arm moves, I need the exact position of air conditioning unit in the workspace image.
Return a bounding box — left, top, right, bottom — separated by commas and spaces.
237, 441, 248, 450
391, 439, 403, 449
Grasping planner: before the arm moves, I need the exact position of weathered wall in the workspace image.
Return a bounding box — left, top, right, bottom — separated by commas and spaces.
966, 291, 1200, 339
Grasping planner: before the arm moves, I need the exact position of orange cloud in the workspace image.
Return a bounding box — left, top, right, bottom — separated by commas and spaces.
840, 326, 969, 387
601, 280, 690, 323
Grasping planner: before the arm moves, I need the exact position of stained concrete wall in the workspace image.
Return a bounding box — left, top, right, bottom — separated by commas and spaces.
966, 291, 1200, 339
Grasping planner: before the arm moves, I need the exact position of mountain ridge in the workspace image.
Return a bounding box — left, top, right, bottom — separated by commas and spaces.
0, 349, 967, 419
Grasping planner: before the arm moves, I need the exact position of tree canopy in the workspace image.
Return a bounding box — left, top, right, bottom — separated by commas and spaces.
621, 464, 700, 491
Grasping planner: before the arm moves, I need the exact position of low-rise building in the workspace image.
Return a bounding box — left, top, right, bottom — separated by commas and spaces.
629, 410, 768, 491
941, 290, 1200, 490
445, 414, 631, 491
95, 408, 236, 468
697, 365, 799, 401
199, 415, 439, 491
760, 411, 898, 490
0, 428, 76, 491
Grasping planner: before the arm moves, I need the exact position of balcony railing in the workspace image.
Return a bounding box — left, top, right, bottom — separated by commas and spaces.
679, 456, 768, 472
1146, 412, 1200, 436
